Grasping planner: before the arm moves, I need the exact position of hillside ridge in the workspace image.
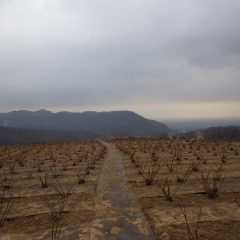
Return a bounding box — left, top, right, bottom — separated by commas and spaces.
0, 110, 172, 137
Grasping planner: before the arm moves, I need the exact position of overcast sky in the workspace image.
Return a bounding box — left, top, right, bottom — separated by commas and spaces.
0, 0, 240, 119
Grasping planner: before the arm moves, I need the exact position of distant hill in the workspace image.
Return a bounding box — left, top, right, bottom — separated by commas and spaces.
0, 110, 172, 137
0, 126, 98, 144
201, 126, 240, 140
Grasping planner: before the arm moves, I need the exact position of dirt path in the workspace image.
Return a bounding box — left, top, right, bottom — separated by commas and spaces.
90, 141, 155, 240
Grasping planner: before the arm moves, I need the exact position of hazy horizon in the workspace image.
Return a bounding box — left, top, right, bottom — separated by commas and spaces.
1, 1, 240, 119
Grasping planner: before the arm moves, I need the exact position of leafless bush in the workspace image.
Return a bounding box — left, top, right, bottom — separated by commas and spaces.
141, 163, 160, 185
191, 160, 201, 172
174, 147, 182, 162
134, 157, 141, 168
1, 174, 16, 191
89, 160, 96, 170
235, 198, 240, 207
138, 160, 146, 176
198, 172, 225, 199
151, 152, 158, 162
47, 195, 69, 240
24, 166, 34, 179
178, 204, 202, 240
36, 163, 42, 172
39, 173, 48, 188
61, 163, 68, 172
54, 180, 73, 197
9, 162, 16, 175
212, 162, 224, 181
134, 158, 145, 175
220, 152, 228, 164
176, 165, 192, 183
51, 163, 63, 178
158, 177, 174, 202
0, 185, 15, 229
75, 167, 86, 185
164, 156, 175, 173
85, 163, 90, 175
130, 152, 135, 163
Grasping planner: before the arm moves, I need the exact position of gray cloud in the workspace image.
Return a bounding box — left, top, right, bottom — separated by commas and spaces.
0, 0, 240, 117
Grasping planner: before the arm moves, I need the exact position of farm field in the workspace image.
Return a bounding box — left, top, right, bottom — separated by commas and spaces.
0, 137, 240, 239
1, 1, 239, 239
0, 141, 106, 239
111, 137, 240, 239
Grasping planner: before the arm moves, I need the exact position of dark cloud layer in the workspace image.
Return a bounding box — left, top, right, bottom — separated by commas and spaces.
0, 0, 240, 118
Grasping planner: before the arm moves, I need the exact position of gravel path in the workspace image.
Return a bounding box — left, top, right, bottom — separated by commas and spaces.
90, 141, 156, 240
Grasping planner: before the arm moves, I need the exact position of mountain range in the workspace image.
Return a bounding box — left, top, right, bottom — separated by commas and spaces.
0, 110, 172, 143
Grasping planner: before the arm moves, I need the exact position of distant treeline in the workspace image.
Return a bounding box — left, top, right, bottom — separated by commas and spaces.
0, 127, 98, 144
201, 126, 240, 140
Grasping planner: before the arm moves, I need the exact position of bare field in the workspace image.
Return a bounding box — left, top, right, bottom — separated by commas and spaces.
1, 137, 240, 240
111, 137, 240, 240
0, 141, 106, 239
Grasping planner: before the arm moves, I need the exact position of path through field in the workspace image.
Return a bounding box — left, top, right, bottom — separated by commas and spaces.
90, 141, 155, 240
